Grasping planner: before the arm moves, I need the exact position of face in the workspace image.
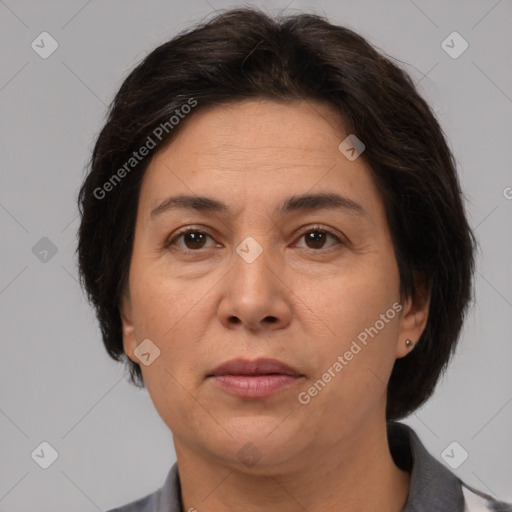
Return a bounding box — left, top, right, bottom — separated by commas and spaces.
120, 99, 428, 473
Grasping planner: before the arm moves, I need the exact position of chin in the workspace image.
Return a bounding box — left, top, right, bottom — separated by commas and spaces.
205, 418, 307, 471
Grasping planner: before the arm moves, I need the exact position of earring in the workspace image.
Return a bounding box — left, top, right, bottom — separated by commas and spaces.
405, 339, 414, 348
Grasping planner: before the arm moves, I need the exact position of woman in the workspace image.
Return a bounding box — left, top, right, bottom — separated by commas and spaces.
77, 7, 511, 511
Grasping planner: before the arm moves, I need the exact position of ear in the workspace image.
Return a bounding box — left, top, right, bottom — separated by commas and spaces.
120, 290, 138, 363
395, 275, 431, 359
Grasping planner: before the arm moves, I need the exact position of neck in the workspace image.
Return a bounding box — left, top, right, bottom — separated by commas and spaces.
174, 414, 410, 512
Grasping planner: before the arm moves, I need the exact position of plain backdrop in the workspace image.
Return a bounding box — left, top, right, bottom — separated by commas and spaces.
1, 0, 511, 510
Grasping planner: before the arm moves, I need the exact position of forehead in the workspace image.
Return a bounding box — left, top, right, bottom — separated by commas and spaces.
159, 99, 347, 168
139, 99, 382, 220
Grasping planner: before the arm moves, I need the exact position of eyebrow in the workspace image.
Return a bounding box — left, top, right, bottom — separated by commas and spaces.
150, 192, 366, 219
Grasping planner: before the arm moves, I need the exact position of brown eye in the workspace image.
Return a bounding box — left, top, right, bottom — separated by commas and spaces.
296, 227, 343, 250
182, 231, 207, 249
166, 229, 215, 251
304, 230, 328, 249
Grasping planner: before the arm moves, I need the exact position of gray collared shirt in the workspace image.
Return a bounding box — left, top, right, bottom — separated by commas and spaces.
107, 421, 511, 512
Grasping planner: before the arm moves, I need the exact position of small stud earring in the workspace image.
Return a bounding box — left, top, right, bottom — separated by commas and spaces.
405, 339, 413, 348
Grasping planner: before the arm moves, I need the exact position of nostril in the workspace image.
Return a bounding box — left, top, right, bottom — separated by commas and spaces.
265, 316, 278, 323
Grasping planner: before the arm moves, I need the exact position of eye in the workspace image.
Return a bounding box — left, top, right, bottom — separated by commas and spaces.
294, 226, 343, 250
165, 228, 218, 252
164, 225, 344, 253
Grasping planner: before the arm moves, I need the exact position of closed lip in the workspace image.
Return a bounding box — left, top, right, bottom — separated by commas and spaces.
208, 358, 302, 377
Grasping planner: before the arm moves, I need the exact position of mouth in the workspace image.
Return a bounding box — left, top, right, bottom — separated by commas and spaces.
207, 358, 304, 398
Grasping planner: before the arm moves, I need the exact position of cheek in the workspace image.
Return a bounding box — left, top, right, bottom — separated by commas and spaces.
305, 256, 400, 339
130, 261, 183, 336
129, 262, 214, 375
131, 269, 209, 426
298, 255, 401, 396
141, 363, 200, 435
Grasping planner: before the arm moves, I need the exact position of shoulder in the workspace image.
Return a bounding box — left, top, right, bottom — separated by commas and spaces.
461, 482, 512, 512
387, 421, 512, 512
106, 492, 157, 512
105, 462, 182, 512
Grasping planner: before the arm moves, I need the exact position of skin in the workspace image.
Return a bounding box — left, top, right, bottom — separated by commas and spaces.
120, 99, 430, 512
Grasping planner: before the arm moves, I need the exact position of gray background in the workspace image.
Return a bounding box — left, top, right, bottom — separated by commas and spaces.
1, 0, 511, 510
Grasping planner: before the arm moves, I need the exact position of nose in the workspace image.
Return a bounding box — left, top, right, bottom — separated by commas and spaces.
217, 243, 292, 333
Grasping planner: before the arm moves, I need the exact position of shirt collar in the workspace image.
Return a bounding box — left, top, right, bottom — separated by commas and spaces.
388, 421, 465, 511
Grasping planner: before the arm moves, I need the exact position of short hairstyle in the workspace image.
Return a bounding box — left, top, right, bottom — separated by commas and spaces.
77, 7, 476, 421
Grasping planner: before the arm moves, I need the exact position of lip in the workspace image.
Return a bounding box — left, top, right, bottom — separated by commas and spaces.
209, 357, 301, 377
208, 358, 304, 398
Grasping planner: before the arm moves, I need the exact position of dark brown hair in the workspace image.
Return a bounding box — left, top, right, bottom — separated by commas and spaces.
77, 7, 476, 421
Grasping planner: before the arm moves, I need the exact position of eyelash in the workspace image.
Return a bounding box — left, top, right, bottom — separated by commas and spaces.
164, 224, 344, 254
